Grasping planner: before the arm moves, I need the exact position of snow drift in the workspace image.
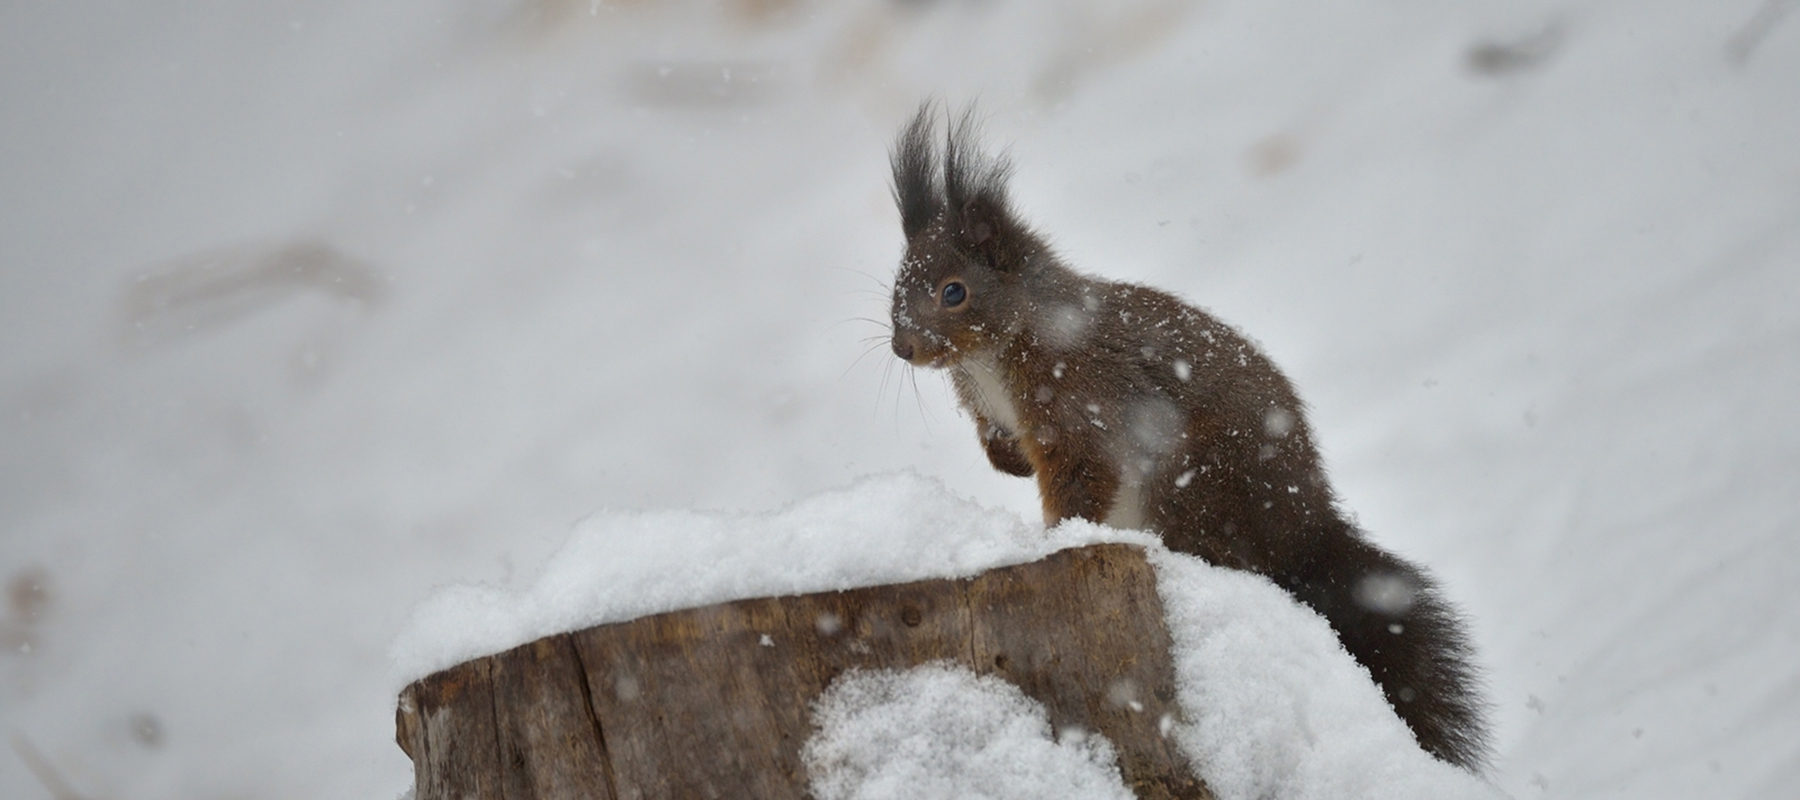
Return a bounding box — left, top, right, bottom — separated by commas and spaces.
394, 473, 1502, 799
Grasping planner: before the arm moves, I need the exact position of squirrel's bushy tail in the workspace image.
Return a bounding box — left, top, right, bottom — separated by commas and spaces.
1277, 521, 1491, 771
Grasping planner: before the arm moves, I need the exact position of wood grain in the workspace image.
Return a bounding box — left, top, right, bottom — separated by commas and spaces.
396, 543, 1211, 800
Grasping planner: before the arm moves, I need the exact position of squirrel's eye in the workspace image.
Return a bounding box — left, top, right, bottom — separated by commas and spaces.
941, 281, 967, 307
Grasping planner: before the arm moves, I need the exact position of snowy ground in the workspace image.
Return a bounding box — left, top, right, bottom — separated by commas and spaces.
3, 1, 1798, 798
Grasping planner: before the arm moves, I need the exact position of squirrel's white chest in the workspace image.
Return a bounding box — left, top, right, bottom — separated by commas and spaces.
957, 350, 1150, 532
959, 351, 1022, 435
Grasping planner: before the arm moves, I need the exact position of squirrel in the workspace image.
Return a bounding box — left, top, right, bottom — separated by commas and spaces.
885, 105, 1490, 771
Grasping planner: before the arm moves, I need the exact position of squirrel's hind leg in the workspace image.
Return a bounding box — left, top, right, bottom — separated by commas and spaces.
1029, 438, 1121, 527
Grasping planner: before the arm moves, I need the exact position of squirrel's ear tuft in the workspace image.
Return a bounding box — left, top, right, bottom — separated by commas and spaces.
944, 107, 1021, 269
892, 102, 942, 241
956, 198, 1013, 270
964, 203, 995, 247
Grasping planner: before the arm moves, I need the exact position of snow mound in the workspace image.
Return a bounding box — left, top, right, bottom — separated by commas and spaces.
389, 472, 1145, 683
1138, 539, 1505, 800
803, 662, 1135, 800
393, 473, 1503, 799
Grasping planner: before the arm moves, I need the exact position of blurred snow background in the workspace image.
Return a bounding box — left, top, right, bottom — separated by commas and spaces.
2, 0, 1797, 798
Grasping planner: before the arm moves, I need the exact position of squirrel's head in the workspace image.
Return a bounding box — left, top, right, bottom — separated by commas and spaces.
888, 104, 1042, 368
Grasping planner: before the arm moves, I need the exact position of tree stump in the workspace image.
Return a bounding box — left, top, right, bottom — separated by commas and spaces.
395, 542, 1211, 800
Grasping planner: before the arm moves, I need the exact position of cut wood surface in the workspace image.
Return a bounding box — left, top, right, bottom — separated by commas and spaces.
396, 542, 1211, 800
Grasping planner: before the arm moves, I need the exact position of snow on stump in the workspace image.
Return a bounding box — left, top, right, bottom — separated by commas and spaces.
394, 542, 1211, 799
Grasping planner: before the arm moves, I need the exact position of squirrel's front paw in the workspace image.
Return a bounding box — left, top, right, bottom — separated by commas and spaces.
981, 434, 1035, 477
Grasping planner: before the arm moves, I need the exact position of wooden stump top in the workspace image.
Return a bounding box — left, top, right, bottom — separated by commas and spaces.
396, 542, 1210, 800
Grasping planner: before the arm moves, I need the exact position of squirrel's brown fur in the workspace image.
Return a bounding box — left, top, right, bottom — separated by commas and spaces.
886, 105, 1490, 771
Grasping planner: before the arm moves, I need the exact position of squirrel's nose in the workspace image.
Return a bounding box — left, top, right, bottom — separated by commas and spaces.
891, 336, 915, 361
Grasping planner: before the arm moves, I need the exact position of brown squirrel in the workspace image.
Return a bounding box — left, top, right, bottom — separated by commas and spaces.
886, 105, 1490, 771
